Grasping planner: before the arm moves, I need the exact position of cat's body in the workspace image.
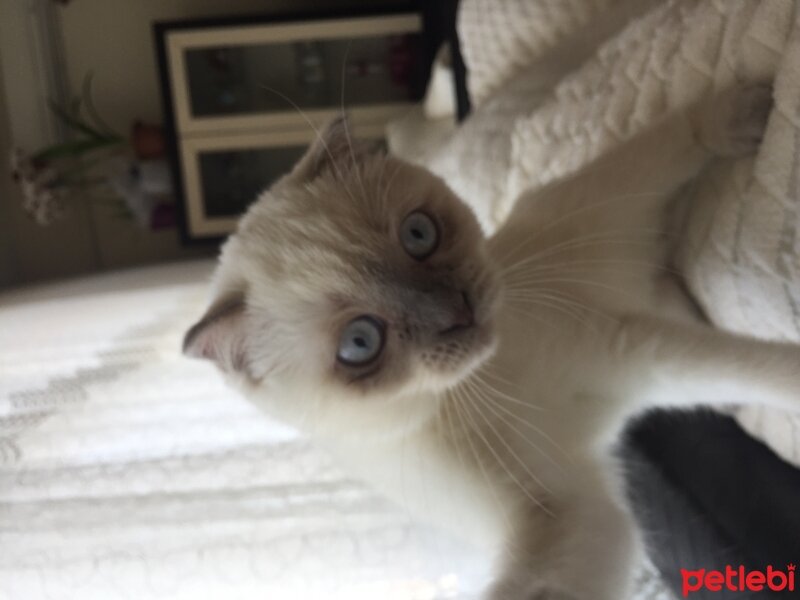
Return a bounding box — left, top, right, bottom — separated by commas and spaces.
185, 84, 798, 599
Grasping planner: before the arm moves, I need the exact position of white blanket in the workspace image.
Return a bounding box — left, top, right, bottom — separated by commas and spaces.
0, 262, 492, 599
1, 262, 676, 599
394, 0, 800, 467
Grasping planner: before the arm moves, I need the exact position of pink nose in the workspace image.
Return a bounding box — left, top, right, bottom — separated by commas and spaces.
439, 292, 474, 334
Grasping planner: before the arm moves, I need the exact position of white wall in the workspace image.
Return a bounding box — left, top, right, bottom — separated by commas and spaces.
0, 25, 100, 288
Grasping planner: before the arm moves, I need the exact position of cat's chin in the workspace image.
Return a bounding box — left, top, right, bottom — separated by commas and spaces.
422, 325, 498, 392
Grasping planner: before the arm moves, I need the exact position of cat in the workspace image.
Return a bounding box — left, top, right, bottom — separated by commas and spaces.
183, 82, 797, 599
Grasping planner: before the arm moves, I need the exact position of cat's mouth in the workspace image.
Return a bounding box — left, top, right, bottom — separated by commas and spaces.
411, 274, 500, 383
425, 288, 497, 374
437, 291, 475, 335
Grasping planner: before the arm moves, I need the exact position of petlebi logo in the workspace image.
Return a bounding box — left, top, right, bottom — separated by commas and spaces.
681, 564, 795, 596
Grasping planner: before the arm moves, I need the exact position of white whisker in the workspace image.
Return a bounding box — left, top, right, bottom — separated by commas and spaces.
500, 229, 664, 278
469, 374, 570, 462
457, 384, 554, 516
446, 389, 515, 534
258, 84, 346, 183
494, 191, 665, 267
339, 42, 369, 202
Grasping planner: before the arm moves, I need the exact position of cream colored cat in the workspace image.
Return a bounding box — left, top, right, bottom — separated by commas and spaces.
184, 83, 796, 599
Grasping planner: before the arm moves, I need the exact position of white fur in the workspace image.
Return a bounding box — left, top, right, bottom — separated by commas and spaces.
186, 85, 797, 599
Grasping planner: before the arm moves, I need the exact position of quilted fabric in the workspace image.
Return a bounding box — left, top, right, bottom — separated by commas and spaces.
458, 0, 638, 105
414, 0, 800, 467
0, 262, 673, 599
0, 262, 491, 599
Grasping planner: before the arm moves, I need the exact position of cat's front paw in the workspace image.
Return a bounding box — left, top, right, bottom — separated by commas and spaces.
692, 82, 773, 157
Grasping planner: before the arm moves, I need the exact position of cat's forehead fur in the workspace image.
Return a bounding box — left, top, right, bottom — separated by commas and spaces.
238, 154, 405, 271
220, 152, 477, 308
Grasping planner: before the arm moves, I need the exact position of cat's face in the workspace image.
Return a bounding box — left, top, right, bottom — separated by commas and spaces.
185, 119, 500, 437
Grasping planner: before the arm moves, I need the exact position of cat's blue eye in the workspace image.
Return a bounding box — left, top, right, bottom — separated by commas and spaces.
337, 316, 385, 366
400, 211, 438, 260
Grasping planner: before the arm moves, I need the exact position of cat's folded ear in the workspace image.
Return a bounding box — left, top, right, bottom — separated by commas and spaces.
183, 294, 251, 375
290, 115, 379, 182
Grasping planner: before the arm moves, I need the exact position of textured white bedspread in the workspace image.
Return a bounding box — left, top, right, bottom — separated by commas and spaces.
0, 262, 492, 600
0, 261, 675, 599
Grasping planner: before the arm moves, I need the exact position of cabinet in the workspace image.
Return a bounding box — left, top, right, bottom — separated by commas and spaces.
156, 8, 434, 241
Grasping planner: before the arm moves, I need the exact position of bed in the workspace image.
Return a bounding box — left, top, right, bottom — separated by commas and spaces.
0, 261, 496, 599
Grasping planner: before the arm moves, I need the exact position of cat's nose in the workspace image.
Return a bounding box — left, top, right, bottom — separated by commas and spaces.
438, 291, 474, 334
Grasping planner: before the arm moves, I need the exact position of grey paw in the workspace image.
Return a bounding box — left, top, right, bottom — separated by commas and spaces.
694, 82, 773, 157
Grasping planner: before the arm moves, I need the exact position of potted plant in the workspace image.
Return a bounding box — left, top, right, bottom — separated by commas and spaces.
10, 74, 174, 229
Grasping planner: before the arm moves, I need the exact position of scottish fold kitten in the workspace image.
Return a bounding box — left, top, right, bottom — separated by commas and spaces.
184, 83, 796, 599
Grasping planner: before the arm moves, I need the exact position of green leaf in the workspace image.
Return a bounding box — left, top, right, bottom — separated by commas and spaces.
32, 137, 123, 162
82, 72, 119, 138
49, 100, 121, 144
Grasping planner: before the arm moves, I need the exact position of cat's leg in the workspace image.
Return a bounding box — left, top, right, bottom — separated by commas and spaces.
493, 83, 772, 320
493, 82, 772, 254
486, 468, 640, 600
611, 313, 800, 414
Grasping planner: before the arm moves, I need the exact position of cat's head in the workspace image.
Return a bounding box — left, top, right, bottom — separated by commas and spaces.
184, 118, 500, 439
